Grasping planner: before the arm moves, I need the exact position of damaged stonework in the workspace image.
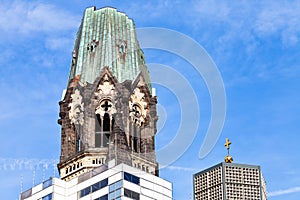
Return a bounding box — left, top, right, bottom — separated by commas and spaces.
58, 67, 158, 181
129, 88, 149, 126
69, 89, 84, 126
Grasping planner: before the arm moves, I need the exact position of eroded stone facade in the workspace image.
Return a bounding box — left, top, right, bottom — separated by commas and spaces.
58, 67, 158, 181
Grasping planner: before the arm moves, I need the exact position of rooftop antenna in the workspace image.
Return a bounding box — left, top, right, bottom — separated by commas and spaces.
32, 168, 36, 187
20, 174, 23, 193
42, 167, 45, 182
53, 159, 56, 177
224, 138, 233, 163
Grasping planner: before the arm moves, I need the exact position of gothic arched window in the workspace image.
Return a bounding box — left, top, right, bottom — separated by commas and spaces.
95, 114, 102, 148
133, 125, 139, 153
95, 113, 110, 148
103, 113, 110, 132
103, 113, 110, 147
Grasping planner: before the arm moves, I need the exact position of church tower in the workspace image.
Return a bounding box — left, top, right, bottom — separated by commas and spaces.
57, 7, 158, 181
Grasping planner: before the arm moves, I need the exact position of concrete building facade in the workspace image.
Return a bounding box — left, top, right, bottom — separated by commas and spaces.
193, 162, 267, 200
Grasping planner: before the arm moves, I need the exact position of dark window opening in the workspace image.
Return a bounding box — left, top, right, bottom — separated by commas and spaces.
124, 172, 140, 185
133, 137, 138, 152
133, 125, 138, 152
129, 135, 132, 147
80, 187, 91, 198
92, 178, 108, 192
102, 113, 110, 147
124, 188, 140, 200
103, 113, 110, 132
95, 114, 102, 132
42, 193, 52, 200
95, 114, 102, 148
94, 194, 108, 200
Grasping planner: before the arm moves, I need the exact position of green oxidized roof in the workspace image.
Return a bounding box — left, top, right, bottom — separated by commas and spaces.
68, 7, 151, 90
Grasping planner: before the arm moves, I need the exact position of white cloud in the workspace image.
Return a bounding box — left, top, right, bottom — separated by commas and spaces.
174, 0, 300, 81
268, 186, 300, 197
178, 1, 300, 48
193, 0, 231, 21
253, 1, 300, 46
0, 0, 80, 36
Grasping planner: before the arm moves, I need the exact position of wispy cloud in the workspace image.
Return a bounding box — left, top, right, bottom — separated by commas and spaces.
122, 0, 300, 81
268, 186, 300, 197
0, 0, 80, 37
189, 1, 300, 46
253, 1, 300, 46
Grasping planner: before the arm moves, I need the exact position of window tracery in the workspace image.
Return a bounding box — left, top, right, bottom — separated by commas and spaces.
129, 88, 148, 126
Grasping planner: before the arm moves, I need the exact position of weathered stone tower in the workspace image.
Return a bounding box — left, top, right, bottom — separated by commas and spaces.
57, 7, 158, 181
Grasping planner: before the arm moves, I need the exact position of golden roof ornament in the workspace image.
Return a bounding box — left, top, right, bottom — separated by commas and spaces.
224, 138, 233, 163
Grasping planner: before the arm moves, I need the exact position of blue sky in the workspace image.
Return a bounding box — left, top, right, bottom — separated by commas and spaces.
1, 0, 300, 199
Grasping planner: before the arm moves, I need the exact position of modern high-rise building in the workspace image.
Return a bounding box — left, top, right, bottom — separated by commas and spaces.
193, 139, 267, 200
20, 161, 172, 200
20, 6, 172, 200
193, 162, 267, 200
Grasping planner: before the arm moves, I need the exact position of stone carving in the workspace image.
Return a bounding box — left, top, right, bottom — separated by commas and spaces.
94, 74, 117, 116
95, 99, 116, 117
129, 88, 148, 126
95, 74, 115, 96
69, 89, 84, 125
